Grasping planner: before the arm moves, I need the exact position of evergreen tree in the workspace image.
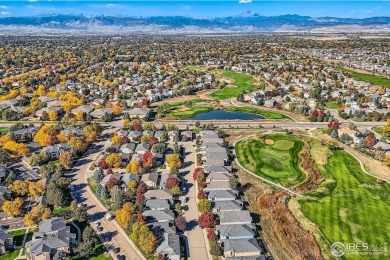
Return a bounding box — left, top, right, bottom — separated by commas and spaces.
93, 168, 104, 183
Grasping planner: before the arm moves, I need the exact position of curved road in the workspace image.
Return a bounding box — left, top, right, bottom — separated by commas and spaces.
69, 126, 144, 260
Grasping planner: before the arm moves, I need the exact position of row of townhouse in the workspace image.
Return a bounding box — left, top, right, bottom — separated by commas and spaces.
200, 131, 266, 260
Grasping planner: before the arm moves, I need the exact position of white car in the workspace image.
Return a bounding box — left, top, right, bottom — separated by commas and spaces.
94, 221, 100, 227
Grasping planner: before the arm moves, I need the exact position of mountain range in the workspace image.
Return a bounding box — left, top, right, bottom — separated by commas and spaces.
1, 14, 389, 35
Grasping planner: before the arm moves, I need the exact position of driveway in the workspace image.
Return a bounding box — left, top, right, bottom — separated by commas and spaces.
70, 126, 144, 260
179, 142, 210, 260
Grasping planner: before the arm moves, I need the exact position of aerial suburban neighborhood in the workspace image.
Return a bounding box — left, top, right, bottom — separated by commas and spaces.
0, 1, 389, 260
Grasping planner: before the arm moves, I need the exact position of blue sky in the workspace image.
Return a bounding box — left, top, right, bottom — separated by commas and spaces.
0, 1, 389, 18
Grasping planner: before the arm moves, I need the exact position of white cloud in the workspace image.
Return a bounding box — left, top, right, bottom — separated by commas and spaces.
1, 11, 10, 15
239, 0, 252, 3
106, 4, 116, 7
27, 0, 39, 2
0, 5, 8, 9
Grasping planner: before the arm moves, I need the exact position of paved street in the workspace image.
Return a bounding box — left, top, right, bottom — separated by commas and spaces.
180, 142, 210, 260
70, 127, 144, 260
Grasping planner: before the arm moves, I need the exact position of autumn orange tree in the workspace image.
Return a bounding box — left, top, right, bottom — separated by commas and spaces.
0, 135, 13, 147
59, 151, 73, 169
115, 202, 135, 227
106, 153, 122, 168
2, 198, 23, 217
48, 110, 58, 121
75, 111, 84, 121
24, 204, 52, 226
56, 132, 67, 143
113, 104, 123, 116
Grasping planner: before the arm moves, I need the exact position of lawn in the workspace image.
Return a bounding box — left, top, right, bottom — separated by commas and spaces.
88, 178, 98, 194
53, 206, 71, 215
325, 101, 339, 109
90, 254, 112, 260
1, 249, 20, 260
210, 70, 256, 100
224, 106, 289, 120
373, 127, 390, 141
0, 127, 10, 133
235, 134, 306, 187
166, 106, 213, 119
9, 229, 26, 246
299, 148, 390, 259
341, 67, 390, 88
170, 98, 204, 107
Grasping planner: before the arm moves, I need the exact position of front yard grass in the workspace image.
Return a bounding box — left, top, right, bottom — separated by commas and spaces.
325, 101, 339, 109
1, 249, 20, 260
53, 206, 71, 215
235, 134, 305, 187
9, 229, 26, 246
224, 106, 289, 119
211, 70, 256, 100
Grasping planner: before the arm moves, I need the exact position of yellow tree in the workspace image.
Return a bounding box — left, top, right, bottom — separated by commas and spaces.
166, 154, 182, 169
24, 204, 52, 226
33, 125, 58, 146
75, 111, 84, 121
68, 136, 88, 154
3, 141, 29, 157
8, 180, 30, 196
113, 104, 123, 116
59, 151, 73, 169
122, 119, 131, 129
0, 135, 13, 147
141, 134, 151, 144
385, 154, 390, 167
2, 198, 23, 217
125, 161, 143, 174
56, 132, 67, 143
34, 85, 46, 96
28, 180, 46, 197
115, 202, 135, 227
83, 125, 99, 143
106, 153, 122, 168
48, 110, 58, 121
111, 134, 121, 144
383, 118, 390, 137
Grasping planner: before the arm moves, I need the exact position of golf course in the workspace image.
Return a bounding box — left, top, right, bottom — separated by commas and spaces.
235, 134, 306, 187
211, 70, 258, 100
236, 134, 390, 259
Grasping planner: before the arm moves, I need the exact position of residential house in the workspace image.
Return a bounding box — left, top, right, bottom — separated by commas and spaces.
206, 172, 232, 183
141, 172, 160, 188
145, 189, 173, 200
221, 238, 262, 258
216, 224, 256, 240
100, 173, 121, 188
145, 199, 173, 210
156, 233, 180, 260
90, 108, 113, 119
143, 209, 175, 223
212, 200, 243, 212
42, 144, 73, 160
120, 143, 136, 154
217, 210, 253, 226
128, 108, 151, 119
71, 105, 95, 114
204, 181, 231, 191
0, 231, 13, 255
135, 143, 150, 155
13, 127, 38, 141
0, 186, 12, 199
207, 190, 238, 202
25, 217, 77, 260
128, 131, 142, 142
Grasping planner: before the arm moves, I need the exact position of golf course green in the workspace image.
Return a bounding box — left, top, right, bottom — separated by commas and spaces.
235, 134, 306, 187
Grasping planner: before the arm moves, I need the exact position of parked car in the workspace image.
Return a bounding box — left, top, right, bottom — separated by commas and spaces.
94, 221, 100, 227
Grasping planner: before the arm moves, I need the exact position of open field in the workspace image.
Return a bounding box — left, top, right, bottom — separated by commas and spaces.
224, 106, 289, 119
341, 67, 390, 88
165, 106, 213, 119
211, 70, 256, 100
235, 134, 305, 187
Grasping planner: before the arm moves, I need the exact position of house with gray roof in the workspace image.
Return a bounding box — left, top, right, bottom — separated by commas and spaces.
121, 173, 140, 187
145, 199, 173, 210
0, 186, 11, 199
13, 127, 39, 141
216, 224, 256, 240
135, 143, 150, 154
43, 143, 73, 160
25, 217, 76, 260
148, 222, 176, 238
217, 210, 253, 226
145, 189, 173, 200
156, 233, 180, 260
90, 108, 113, 119
212, 200, 243, 212
141, 172, 159, 188
221, 238, 262, 258
203, 165, 232, 174
71, 105, 95, 114
143, 209, 175, 223
206, 172, 232, 183
207, 190, 238, 202
100, 173, 121, 188
204, 181, 231, 191
0, 231, 13, 255
61, 127, 84, 138
120, 143, 136, 154
128, 131, 142, 142
128, 108, 151, 119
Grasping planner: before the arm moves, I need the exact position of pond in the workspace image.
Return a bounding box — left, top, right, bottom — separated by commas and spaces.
186, 109, 265, 120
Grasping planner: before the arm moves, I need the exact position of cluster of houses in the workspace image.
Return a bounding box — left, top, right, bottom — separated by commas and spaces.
200, 131, 265, 260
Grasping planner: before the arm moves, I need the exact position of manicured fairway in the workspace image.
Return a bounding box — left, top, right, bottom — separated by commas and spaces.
341, 67, 390, 88
299, 149, 390, 259
211, 70, 256, 100
235, 135, 305, 187
170, 98, 204, 107
166, 106, 213, 119
224, 106, 289, 119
